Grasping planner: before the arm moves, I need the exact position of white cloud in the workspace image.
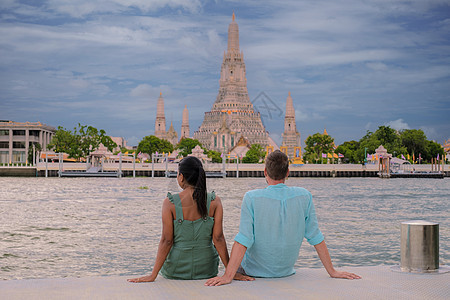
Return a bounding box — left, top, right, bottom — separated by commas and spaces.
366, 62, 388, 71
69, 79, 90, 89
385, 119, 410, 131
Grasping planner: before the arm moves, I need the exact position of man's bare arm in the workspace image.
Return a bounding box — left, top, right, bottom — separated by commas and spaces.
314, 240, 361, 280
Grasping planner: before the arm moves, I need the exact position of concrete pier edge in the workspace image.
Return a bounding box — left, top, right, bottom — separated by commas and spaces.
1, 266, 449, 300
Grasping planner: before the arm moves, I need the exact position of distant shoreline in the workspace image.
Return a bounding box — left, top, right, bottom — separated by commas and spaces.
1, 163, 448, 177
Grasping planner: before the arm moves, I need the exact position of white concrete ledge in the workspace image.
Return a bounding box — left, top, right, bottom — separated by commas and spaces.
1, 266, 448, 300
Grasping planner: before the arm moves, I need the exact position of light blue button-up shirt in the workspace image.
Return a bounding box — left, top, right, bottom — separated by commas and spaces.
234, 183, 324, 278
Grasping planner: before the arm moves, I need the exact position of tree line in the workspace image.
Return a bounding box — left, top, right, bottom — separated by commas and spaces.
45, 124, 267, 163
136, 136, 266, 163
304, 126, 445, 164
47, 124, 117, 160
46, 124, 445, 164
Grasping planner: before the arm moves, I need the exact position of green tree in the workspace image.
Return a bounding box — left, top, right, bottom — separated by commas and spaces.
176, 138, 203, 157
114, 147, 135, 155
374, 126, 406, 155
355, 131, 381, 163
137, 135, 173, 158
242, 144, 266, 163
356, 126, 406, 162
400, 129, 428, 158
48, 126, 79, 156
304, 133, 335, 164
78, 125, 117, 158
27, 142, 42, 164
206, 150, 222, 163
335, 140, 359, 163
423, 140, 444, 163
48, 124, 116, 160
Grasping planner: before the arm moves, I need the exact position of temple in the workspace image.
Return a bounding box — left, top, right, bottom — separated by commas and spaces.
193, 13, 274, 152
154, 92, 167, 140
166, 121, 178, 145
153, 92, 189, 146
281, 92, 302, 161
181, 105, 190, 139
280, 92, 301, 160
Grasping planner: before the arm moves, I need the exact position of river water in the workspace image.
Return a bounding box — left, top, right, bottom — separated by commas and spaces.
0, 177, 448, 280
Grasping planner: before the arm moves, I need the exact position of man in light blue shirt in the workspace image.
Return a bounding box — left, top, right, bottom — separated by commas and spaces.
206, 150, 360, 286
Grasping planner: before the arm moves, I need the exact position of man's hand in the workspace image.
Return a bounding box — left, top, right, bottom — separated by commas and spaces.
329, 270, 361, 280
205, 275, 233, 286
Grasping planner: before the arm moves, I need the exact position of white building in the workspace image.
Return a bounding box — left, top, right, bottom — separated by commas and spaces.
0, 120, 55, 164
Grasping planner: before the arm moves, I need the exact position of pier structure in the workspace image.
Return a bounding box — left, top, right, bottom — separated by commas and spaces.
29, 161, 450, 177
1, 265, 448, 300
376, 145, 445, 178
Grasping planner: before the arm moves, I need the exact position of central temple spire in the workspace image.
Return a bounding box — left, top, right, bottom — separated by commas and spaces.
194, 13, 272, 151
227, 12, 239, 52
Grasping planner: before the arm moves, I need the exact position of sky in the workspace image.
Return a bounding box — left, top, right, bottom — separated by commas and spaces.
1, 0, 449, 147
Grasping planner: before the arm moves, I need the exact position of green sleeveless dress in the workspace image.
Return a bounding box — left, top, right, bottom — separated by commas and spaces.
160, 192, 219, 280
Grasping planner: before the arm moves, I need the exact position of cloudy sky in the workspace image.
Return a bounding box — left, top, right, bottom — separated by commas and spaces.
1, 0, 449, 147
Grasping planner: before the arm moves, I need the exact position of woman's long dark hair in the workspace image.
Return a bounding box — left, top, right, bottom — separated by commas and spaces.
178, 156, 207, 218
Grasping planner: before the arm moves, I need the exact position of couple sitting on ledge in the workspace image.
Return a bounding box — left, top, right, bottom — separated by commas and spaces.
128, 150, 360, 286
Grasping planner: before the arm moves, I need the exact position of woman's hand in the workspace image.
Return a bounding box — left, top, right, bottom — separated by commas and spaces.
127, 275, 157, 283
205, 275, 233, 286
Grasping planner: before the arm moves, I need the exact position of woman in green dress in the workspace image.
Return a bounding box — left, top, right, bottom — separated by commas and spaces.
128, 156, 253, 282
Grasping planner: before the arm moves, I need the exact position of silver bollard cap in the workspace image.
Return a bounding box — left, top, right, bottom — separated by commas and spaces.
401, 220, 438, 226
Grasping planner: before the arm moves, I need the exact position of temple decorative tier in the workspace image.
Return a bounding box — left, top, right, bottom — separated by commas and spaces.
193, 13, 272, 152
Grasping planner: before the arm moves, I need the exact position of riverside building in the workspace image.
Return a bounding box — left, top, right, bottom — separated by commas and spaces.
0, 120, 55, 164
193, 13, 276, 152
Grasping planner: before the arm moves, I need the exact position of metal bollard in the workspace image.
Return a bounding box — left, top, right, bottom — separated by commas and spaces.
400, 220, 438, 273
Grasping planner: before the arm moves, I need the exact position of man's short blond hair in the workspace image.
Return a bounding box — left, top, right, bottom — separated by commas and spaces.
265, 150, 289, 180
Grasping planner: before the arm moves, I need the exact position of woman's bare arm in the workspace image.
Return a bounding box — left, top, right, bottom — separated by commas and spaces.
211, 195, 229, 267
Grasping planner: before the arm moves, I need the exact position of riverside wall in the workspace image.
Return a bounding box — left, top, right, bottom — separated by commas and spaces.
0, 167, 36, 177
1, 162, 445, 177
